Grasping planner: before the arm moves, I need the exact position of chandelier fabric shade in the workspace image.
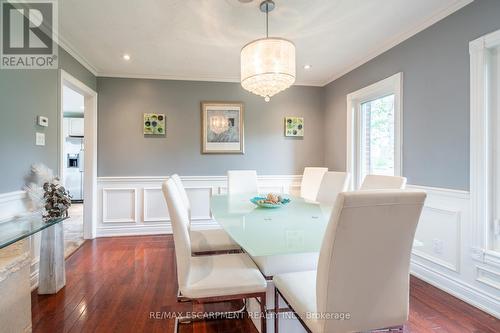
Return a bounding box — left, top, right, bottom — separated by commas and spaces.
240, 37, 296, 101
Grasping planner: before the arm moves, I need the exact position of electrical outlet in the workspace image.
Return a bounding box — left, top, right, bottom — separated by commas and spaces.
35, 132, 45, 146
432, 238, 444, 254
494, 219, 500, 236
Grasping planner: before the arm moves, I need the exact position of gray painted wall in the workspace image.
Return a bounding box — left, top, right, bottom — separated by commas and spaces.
97, 78, 325, 176
3, 0, 499, 192
0, 46, 96, 193
324, 0, 500, 191
59, 47, 97, 91
0, 70, 59, 193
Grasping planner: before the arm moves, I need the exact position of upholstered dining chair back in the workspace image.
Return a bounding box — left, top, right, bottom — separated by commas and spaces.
316, 190, 426, 332
171, 174, 191, 223
162, 179, 191, 292
315, 171, 350, 205
360, 175, 407, 190
300, 167, 328, 201
227, 170, 258, 195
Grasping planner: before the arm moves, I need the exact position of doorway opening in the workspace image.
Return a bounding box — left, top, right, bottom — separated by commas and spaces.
62, 85, 85, 256
59, 70, 98, 249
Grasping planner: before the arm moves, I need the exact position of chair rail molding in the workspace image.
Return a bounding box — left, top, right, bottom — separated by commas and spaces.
469, 28, 500, 269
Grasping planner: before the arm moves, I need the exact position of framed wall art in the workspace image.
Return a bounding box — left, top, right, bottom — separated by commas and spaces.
201, 102, 244, 154
285, 117, 304, 137
144, 113, 165, 135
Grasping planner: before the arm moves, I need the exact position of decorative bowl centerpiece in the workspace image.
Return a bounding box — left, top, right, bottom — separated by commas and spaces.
250, 193, 290, 209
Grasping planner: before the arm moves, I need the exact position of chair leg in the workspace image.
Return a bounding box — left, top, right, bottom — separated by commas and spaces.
174, 301, 247, 332
370, 325, 404, 332
260, 293, 267, 333
274, 287, 279, 333
177, 289, 190, 302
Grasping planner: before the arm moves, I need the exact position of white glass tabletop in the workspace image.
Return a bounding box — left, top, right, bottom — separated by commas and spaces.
210, 195, 331, 257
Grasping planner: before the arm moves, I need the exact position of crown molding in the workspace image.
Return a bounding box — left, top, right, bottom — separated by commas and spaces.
58, 36, 99, 76
96, 72, 324, 87
97, 72, 240, 83
321, 0, 474, 86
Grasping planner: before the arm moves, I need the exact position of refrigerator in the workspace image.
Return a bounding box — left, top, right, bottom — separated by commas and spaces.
63, 118, 84, 202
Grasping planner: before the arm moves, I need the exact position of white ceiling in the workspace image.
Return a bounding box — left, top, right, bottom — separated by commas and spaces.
59, 0, 472, 86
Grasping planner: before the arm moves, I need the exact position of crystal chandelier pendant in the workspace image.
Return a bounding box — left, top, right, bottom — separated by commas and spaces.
209, 113, 229, 134
240, 0, 296, 102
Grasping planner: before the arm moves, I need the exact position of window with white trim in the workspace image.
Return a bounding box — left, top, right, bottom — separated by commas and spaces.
490, 46, 500, 252
347, 73, 402, 189
470, 29, 500, 261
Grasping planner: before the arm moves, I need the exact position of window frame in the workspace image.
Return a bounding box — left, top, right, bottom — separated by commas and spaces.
470, 29, 500, 266
346, 72, 403, 189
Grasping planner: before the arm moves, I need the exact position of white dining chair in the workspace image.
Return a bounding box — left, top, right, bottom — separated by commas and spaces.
171, 174, 191, 217
315, 171, 350, 205
170, 174, 240, 255
162, 179, 267, 333
360, 174, 407, 190
300, 167, 328, 201
273, 190, 426, 333
227, 170, 258, 195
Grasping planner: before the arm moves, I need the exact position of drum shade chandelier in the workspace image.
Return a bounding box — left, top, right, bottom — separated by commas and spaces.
240, 0, 296, 102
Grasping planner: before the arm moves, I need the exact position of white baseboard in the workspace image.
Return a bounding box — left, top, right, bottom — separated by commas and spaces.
96, 219, 222, 237
411, 260, 500, 318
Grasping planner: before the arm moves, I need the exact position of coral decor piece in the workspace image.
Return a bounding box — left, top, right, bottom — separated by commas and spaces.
42, 181, 72, 220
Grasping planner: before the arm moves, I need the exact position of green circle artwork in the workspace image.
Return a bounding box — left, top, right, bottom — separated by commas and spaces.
144, 113, 166, 135
285, 117, 304, 137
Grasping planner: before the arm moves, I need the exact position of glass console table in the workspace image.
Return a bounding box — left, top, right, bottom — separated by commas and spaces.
0, 214, 68, 294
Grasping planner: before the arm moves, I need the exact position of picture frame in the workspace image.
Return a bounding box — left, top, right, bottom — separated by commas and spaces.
201, 102, 244, 154
143, 113, 166, 135
284, 117, 304, 137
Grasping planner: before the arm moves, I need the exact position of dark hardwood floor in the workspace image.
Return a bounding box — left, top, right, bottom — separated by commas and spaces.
31, 235, 500, 333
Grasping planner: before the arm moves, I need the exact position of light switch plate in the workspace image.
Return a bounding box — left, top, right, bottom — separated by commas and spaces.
37, 116, 49, 127
36, 132, 45, 146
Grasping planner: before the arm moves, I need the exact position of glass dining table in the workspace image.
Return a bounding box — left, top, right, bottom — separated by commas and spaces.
210, 194, 331, 257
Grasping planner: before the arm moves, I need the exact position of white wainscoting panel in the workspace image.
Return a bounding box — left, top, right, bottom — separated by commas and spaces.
143, 188, 169, 222
476, 266, 500, 290
413, 206, 461, 272
408, 185, 500, 318
102, 188, 137, 223
187, 187, 213, 221
97, 175, 302, 238
0, 191, 28, 221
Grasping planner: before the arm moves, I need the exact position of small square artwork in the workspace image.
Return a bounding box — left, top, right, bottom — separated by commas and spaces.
144, 113, 165, 135
285, 117, 304, 137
